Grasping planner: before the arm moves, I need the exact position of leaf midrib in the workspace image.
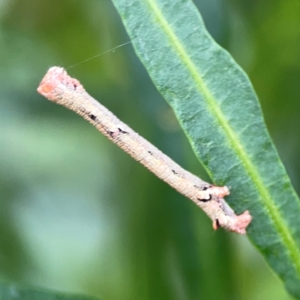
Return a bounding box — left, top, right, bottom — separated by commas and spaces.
143, 0, 300, 273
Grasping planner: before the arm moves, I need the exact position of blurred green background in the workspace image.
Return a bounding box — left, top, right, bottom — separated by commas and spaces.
0, 0, 299, 299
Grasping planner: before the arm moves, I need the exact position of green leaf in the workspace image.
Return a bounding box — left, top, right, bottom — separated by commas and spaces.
111, 0, 300, 297
0, 283, 97, 300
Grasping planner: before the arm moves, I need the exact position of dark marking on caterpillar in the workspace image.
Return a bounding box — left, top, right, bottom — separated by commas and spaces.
202, 185, 212, 191
89, 114, 97, 121
172, 169, 178, 174
118, 127, 128, 134
197, 194, 212, 202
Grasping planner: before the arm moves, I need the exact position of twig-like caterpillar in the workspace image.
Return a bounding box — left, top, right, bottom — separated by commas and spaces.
37, 67, 252, 234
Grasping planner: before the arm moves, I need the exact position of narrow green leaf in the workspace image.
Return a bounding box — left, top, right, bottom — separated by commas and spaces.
111, 0, 300, 297
0, 283, 97, 300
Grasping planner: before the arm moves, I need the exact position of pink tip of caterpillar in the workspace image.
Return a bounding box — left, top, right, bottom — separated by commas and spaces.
232, 210, 252, 234
37, 67, 84, 100
213, 210, 252, 234
37, 67, 65, 97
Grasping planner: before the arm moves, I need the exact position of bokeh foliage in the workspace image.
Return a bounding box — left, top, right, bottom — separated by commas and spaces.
0, 0, 299, 299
